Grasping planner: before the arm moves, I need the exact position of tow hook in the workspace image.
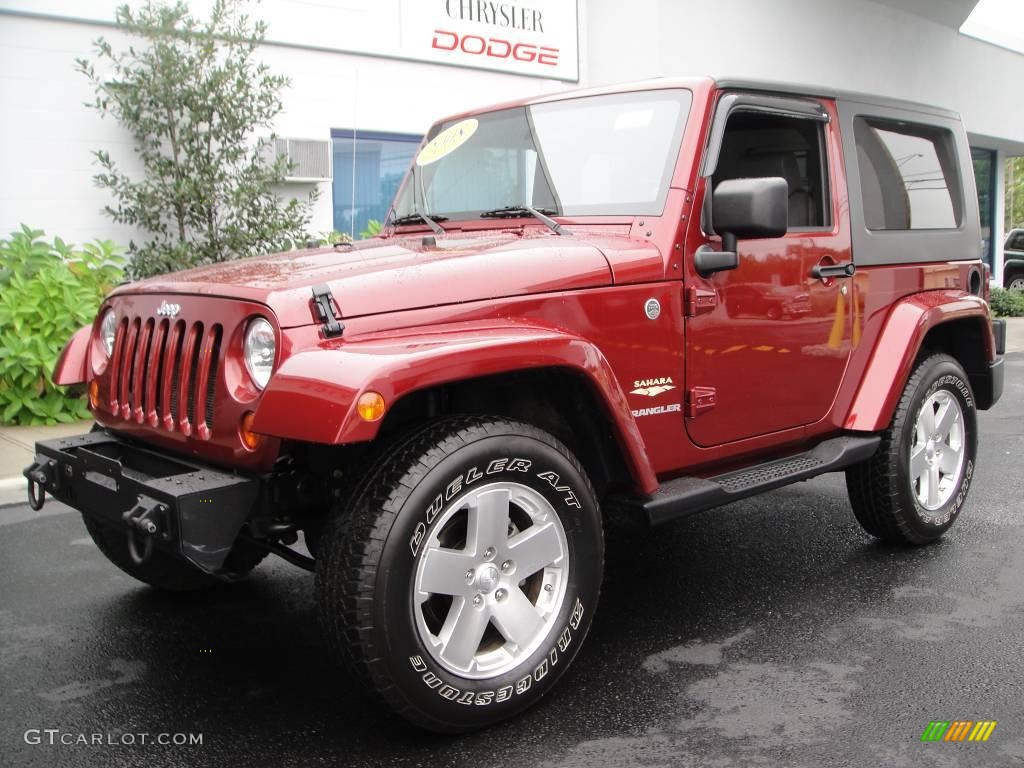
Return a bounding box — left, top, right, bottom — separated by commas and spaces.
122, 496, 167, 566
27, 472, 46, 510
24, 460, 55, 511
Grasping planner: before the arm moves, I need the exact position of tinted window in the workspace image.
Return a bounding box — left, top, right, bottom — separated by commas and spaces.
1009, 231, 1024, 250
713, 111, 830, 228
854, 117, 962, 230
529, 92, 689, 214
393, 89, 692, 220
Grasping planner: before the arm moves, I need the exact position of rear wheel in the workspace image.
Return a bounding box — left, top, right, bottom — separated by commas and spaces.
846, 353, 977, 544
316, 416, 603, 732
1006, 271, 1024, 291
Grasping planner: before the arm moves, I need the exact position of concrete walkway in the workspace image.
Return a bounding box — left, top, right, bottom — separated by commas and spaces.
1006, 315, 1024, 353
0, 421, 91, 506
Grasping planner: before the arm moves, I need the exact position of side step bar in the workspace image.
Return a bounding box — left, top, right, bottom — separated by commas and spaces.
608, 435, 881, 527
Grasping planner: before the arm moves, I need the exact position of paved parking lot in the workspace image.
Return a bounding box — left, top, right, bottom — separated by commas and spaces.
2, 353, 1023, 768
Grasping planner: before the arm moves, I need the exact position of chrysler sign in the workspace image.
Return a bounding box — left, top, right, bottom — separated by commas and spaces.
402, 0, 579, 81
0, 1, 579, 81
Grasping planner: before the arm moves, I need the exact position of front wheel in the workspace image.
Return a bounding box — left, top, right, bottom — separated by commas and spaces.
846, 353, 978, 544
316, 417, 603, 732
1006, 271, 1024, 291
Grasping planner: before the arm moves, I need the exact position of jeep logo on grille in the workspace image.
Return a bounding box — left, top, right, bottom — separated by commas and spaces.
156, 301, 181, 317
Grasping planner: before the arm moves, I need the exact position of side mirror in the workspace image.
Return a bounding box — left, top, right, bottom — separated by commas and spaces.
695, 177, 789, 276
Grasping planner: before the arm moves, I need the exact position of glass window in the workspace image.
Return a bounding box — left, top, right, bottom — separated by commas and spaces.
971, 147, 995, 267
712, 111, 830, 229
332, 130, 421, 238
854, 117, 962, 230
393, 89, 692, 220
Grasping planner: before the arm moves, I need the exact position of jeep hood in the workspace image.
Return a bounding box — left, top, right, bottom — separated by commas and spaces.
112, 232, 662, 328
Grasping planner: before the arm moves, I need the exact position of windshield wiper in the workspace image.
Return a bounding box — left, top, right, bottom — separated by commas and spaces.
389, 212, 447, 236
479, 205, 567, 236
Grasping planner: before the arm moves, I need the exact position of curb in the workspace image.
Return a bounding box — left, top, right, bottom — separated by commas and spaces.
0, 475, 28, 508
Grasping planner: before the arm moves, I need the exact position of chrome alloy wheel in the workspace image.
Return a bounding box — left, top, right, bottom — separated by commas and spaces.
1008, 276, 1024, 291
910, 390, 966, 511
413, 482, 569, 679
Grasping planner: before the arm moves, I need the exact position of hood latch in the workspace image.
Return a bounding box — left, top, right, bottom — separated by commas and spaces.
312, 284, 345, 338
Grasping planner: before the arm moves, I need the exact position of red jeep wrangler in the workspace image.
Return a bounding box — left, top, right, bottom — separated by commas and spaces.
26, 77, 1004, 732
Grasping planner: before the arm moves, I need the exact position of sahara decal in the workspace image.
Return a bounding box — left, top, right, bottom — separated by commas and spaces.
631, 376, 676, 397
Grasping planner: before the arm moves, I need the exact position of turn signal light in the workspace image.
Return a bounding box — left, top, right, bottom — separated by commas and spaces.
88, 380, 100, 410
357, 391, 386, 422
239, 411, 263, 450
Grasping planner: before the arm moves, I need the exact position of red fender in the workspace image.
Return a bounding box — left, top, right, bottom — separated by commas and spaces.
252, 320, 658, 494
844, 291, 995, 431
52, 325, 91, 385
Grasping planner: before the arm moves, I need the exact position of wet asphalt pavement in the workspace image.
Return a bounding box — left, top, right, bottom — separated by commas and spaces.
2, 355, 1023, 768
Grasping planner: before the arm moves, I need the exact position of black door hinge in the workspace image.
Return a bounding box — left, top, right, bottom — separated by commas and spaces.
311, 284, 345, 338
685, 386, 717, 417
684, 285, 717, 317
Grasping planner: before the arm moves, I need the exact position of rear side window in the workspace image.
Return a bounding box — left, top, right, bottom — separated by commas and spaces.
1009, 231, 1024, 250
854, 117, 962, 231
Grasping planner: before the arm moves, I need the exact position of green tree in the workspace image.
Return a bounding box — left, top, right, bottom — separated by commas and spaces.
1007, 155, 1024, 232
77, 0, 314, 278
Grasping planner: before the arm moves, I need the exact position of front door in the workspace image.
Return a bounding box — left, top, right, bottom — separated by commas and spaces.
685, 97, 853, 447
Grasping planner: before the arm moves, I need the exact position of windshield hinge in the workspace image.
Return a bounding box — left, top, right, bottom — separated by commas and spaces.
311, 284, 345, 338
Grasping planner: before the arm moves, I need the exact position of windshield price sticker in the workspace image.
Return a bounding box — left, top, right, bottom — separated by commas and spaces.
416, 119, 479, 166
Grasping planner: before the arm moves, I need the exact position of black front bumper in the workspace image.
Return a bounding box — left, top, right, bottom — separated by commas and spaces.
24, 431, 259, 573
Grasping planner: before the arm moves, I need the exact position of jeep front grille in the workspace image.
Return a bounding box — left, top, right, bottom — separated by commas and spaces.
108, 316, 222, 440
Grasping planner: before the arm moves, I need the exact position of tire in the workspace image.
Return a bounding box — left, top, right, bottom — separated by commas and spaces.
82, 514, 265, 591
1005, 271, 1024, 291
315, 416, 603, 733
845, 353, 978, 544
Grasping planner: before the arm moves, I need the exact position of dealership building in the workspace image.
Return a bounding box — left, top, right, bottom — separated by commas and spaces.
1, 0, 1023, 282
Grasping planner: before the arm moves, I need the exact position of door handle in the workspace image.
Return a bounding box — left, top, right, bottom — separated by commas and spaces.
810, 261, 856, 280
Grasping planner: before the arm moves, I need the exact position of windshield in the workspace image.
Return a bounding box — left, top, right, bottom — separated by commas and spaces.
392, 89, 692, 222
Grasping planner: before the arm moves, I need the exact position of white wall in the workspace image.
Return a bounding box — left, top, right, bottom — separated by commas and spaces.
0, 15, 146, 247
582, 0, 1024, 151
0, 9, 568, 245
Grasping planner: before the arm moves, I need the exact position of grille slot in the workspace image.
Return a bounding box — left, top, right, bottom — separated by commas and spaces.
107, 314, 222, 440
204, 329, 221, 430
185, 322, 204, 428
169, 323, 184, 420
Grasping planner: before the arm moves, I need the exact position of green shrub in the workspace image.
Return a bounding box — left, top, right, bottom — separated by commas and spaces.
315, 230, 352, 246
0, 226, 126, 425
990, 287, 1024, 318
359, 219, 382, 239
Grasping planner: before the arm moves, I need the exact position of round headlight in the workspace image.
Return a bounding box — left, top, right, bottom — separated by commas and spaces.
100, 309, 117, 357
243, 317, 276, 389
